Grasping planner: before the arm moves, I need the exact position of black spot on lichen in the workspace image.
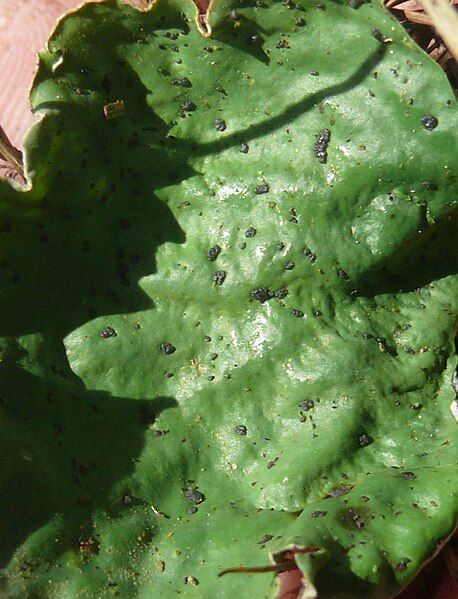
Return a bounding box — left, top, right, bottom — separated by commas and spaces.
239, 142, 249, 153
371, 28, 389, 43
314, 128, 331, 164
303, 247, 317, 262
181, 100, 196, 112
164, 31, 179, 40
421, 114, 438, 130
400, 471, 416, 480
326, 485, 354, 498
300, 399, 314, 411
255, 183, 269, 195
235, 425, 247, 436
213, 270, 227, 285
207, 245, 221, 261
245, 227, 257, 238
251, 288, 274, 302
422, 180, 437, 190
311, 510, 327, 518
100, 327, 117, 339
338, 269, 349, 280
215, 118, 227, 132
276, 39, 290, 49
291, 309, 304, 317
258, 534, 274, 544
172, 76, 192, 87
275, 288, 288, 299
358, 434, 373, 447
184, 488, 205, 504
394, 558, 411, 572
160, 342, 176, 355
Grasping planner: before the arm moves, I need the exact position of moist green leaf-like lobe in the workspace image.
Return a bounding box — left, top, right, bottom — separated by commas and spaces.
0, 1, 457, 597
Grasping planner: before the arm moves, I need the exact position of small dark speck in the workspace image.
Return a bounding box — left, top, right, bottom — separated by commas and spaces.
421, 114, 438, 130
277, 242, 285, 251
172, 77, 192, 88
258, 534, 274, 544
153, 429, 169, 437
295, 17, 306, 25
235, 425, 247, 436
215, 118, 226, 132
245, 227, 257, 238
213, 270, 227, 285
184, 488, 205, 504
311, 510, 327, 517
100, 327, 117, 339
276, 39, 290, 49
352, 513, 365, 529
303, 248, 317, 262
394, 558, 411, 572
310, 70, 319, 76
207, 245, 221, 261
314, 128, 331, 164
358, 434, 373, 447
275, 288, 288, 299
239, 142, 249, 153
285, 262, 295, 270
289, 217, 299, 223
338, 269, 349, 280
300, 399, 314, 411
204, 335, 211, 342
371, 28, 389, 43
230, 10, 240, 20
216, 82, 227, 94
188, 506, 198, 514
181, 100, 196, 112
291, 309, 304, 318
266, 461, 276, 469
255, 183, 269, 194
400, 471, 416, 480
80, 66, 92, 75
421, 180, 437, 190
123, 495, 132, 505
313, 309, 322, 317
251, 288, 274, 302
161, 342, 176, 355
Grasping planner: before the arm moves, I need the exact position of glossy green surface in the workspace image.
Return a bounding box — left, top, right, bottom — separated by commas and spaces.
0, 0, 457, 597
